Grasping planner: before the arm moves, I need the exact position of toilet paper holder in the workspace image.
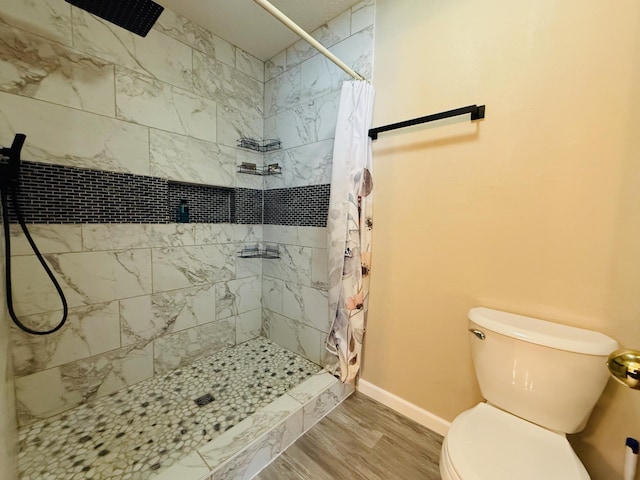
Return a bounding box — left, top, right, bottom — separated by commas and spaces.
607, 349, 640, 390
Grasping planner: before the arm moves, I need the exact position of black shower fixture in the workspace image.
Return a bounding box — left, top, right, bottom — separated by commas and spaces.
1, 134, 69, 335
65, 0, 164, 37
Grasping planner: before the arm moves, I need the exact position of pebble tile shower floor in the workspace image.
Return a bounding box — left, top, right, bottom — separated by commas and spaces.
18, 337, 321, 480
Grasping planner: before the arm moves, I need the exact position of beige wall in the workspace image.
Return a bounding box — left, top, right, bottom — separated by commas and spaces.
364, 1, 640, 478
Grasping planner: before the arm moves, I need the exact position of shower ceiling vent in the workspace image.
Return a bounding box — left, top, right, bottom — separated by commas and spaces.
65, 0, 164, 37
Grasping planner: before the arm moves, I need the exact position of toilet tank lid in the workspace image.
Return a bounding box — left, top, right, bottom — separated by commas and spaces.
468, 307, 618, 355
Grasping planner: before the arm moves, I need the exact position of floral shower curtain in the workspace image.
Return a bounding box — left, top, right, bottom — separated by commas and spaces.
326, 80, 375, 383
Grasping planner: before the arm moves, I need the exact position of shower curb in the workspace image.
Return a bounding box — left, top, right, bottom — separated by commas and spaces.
151, 371, 354, 480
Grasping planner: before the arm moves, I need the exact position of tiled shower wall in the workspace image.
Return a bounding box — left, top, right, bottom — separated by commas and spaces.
261, 1, 375, 366
0, 0, 265, 425
0, 0, 375, 429
0, 250, 17, 479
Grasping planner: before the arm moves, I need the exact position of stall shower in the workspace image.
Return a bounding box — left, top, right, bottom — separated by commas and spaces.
0, 0, 374, 478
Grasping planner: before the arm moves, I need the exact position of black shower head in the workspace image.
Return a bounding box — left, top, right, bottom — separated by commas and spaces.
65, 0, 164, 37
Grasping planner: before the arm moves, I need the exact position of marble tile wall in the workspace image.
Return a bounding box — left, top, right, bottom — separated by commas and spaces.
0, 0, 264, 181
0, 251, 17, 480
261, 0, 375, 366
10, 223, 263, 425
0, 0, 375, 431
0, 0, 267, 425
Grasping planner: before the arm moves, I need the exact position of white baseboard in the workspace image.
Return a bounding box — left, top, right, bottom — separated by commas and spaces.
357, 379, 451, 437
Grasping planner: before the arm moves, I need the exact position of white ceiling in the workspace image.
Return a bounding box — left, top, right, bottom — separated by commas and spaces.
158, 0, 363, 61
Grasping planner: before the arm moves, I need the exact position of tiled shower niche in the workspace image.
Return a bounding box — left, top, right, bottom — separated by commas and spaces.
6, 161, 328, 226
5, 161, 264, 225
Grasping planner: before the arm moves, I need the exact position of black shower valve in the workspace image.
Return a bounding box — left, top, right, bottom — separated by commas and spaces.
0, 133, 26, 188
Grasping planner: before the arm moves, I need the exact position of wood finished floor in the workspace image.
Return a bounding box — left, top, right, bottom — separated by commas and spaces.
255, 392, 443, 480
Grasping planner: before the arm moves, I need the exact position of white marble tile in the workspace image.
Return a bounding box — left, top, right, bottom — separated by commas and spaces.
0, 255, 15, 479
287, 371, 338, 405
311, 247, 329, 290
283, 283, 330, 333
262, 276, 283, 315
82, 224, 195, 251
120, 285, 216, 346
302, 378, 354, 431
152, 245, 235, 292
9, 224, 82, 256
115, 68, 217, 142
206, 408, 303, 480
151, 451, 211, 480
11, 302, 120, 377
0, 23, 115, 116
263, 91, 340, 150
262, 226, 326, 249
147, 224, 197, 248
331, 25, 374, 79
150, 129, 236, 187
154, 8, 236, 67
193, 51, 264, 118
72, 8, 192, 91
15, 367, 82, 426
351, 0, 376, 33
286, 10, 352, 68
233, 225, 263, 245
264, 66, 301, 117
12, 249, 152, 316
198, 394, 302, 469
215, 276, 262, 319
263, 310, 323, 365
15, 342, 153, 425
314, 90, 343, 142
263, 140, 334, 190
263, 106, 312, 151
0, 0, 72, 46
236, 256, 263, 279
300, 26, 374, 100
262, 244, 312, 286
265, 50, 286, 82
236, 309, 262, 343
194, 224, 235, 245
216, 104, 263, 150
153, 319, 235, 374
236, 49, 264, 82
0, 92, 150, 175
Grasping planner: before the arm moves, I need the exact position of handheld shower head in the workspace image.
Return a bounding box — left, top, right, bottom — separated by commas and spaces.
65, 0, 164, 37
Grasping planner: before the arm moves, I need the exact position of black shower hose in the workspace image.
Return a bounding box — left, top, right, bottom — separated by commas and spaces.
1, 184, 68, 335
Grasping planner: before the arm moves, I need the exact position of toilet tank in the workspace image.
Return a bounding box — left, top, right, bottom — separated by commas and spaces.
469, 307, 618, 434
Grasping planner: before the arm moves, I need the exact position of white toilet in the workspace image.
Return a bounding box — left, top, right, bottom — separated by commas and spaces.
440, 307, 618, 480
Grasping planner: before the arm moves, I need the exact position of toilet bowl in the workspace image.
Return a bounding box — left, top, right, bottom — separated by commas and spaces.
440, 403, 589, 480
439, 307, 618, 480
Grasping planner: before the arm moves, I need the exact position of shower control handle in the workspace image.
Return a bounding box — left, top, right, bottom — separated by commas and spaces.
0, 133, 26, 189
468, 329, 486, 340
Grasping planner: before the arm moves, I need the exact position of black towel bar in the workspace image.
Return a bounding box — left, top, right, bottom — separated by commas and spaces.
368, 104, 485, 140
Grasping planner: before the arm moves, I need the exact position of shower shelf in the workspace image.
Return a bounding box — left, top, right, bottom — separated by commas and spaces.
237, 244, 280, 259
237, 137, 282, 152
237, 162, 282, 176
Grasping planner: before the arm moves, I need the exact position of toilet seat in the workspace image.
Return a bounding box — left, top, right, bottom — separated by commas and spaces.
442, 403, 590, 480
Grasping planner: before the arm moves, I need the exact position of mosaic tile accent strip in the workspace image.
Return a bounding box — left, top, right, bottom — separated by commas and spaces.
167, 182, 232, 223
5, 161, 329, 226
232, 188, 263, 225
17, 337, 320, 480
7, 161, 169, 224
263, 184, 330, 227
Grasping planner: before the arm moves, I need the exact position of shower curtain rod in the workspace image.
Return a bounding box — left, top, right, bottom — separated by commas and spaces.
253, 0, 366, 81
